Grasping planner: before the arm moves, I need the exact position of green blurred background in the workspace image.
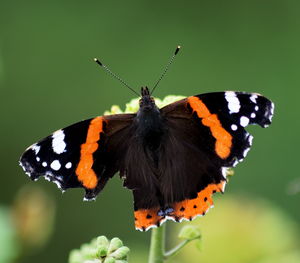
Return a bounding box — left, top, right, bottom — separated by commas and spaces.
1, 0, 299, 262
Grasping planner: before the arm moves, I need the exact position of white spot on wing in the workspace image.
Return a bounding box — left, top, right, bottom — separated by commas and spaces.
251, 112, 256, 118
249, 135, 254, 146
231, 124, 238, 131
269, 102, 275, 122
240, 116, 249, 127
30, 144, 40, 154
232, 159, 239, 167
45, 172, 63, 190
225, 92, 240, 114
65, 162, 72, 169
42, 162, 47, 167
52, 130, 66, 154
255, 105, 259, 111
83, 196, 96, 202
52, 180, 63, 189
19, 161, 26, 171
221, 181, 226, 192
45, 176, 51, 182
250, 94, 258, 103
243, 147, 251, 157
221, 167, 228, 179
270, 102, 275, 115
50, 160, 61, 171
36, 157, 40, 162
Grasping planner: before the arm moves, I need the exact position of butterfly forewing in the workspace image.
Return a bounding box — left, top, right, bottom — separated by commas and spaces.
20, 114, 135, 199
161, 91, 274, 166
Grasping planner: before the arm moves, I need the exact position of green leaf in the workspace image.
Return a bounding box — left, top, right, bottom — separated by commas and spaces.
178, 225, 201, 240
194, 239, 202, 251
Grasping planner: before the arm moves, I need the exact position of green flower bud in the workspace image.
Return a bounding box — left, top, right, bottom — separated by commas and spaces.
97, 236, 109, 248
178, 225, 201, 240
226, 168, 234, 177
109, 246, 130, 260
159, 95, 185, 107
96, 245, 108, 258
80, 244, 97, 259
125, 98, 140, 113
104, 95, 186, 115
104, 105, 123, 115
95, 236, 109, 258
69, 249, 84, 263
103, 257, 115, 263
84, 260, 102, 263
107, 238, 123, 254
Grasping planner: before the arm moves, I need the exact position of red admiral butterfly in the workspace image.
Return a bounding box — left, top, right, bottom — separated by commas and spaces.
19, 47, 274, 231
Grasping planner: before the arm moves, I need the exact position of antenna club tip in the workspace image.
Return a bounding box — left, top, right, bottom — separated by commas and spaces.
94, 58, 103, 66
175, 45, 181, 55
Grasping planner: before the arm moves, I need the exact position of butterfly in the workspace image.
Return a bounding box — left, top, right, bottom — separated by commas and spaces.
19, 47, 274, 231
19, 87, 273, 231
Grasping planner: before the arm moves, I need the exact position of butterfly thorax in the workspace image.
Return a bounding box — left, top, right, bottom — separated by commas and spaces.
135, 87, 166, 150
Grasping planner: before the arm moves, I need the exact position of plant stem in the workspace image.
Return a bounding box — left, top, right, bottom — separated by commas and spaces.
148, 223, 166, 263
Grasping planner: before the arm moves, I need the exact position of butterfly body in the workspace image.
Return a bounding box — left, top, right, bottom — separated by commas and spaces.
20, 89, 274, 231
135, 87, 166, 149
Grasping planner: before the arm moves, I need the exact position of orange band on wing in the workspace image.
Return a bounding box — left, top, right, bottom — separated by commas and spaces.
133, 181, 226, 231
188, 96, 232, 159
171, 181, 226, 220
134, 207, 162, 231
75, 117, 105, 189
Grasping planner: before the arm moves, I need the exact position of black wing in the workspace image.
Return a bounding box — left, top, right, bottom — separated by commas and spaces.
19, 114, 135, 200
162, 91, 274, 167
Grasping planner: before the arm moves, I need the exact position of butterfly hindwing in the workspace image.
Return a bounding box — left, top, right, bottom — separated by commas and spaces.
20, 114, 135, 200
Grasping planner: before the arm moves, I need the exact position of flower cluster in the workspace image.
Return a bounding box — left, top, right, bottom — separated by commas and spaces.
69, 236, 130, 263
104, 95, 186, 115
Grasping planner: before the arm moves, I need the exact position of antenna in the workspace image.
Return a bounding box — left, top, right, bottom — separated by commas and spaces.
94, 58, 139, 96
150, 45, 181, 95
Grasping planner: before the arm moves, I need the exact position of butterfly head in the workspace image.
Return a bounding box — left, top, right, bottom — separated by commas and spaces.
139, 87, 157, 112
